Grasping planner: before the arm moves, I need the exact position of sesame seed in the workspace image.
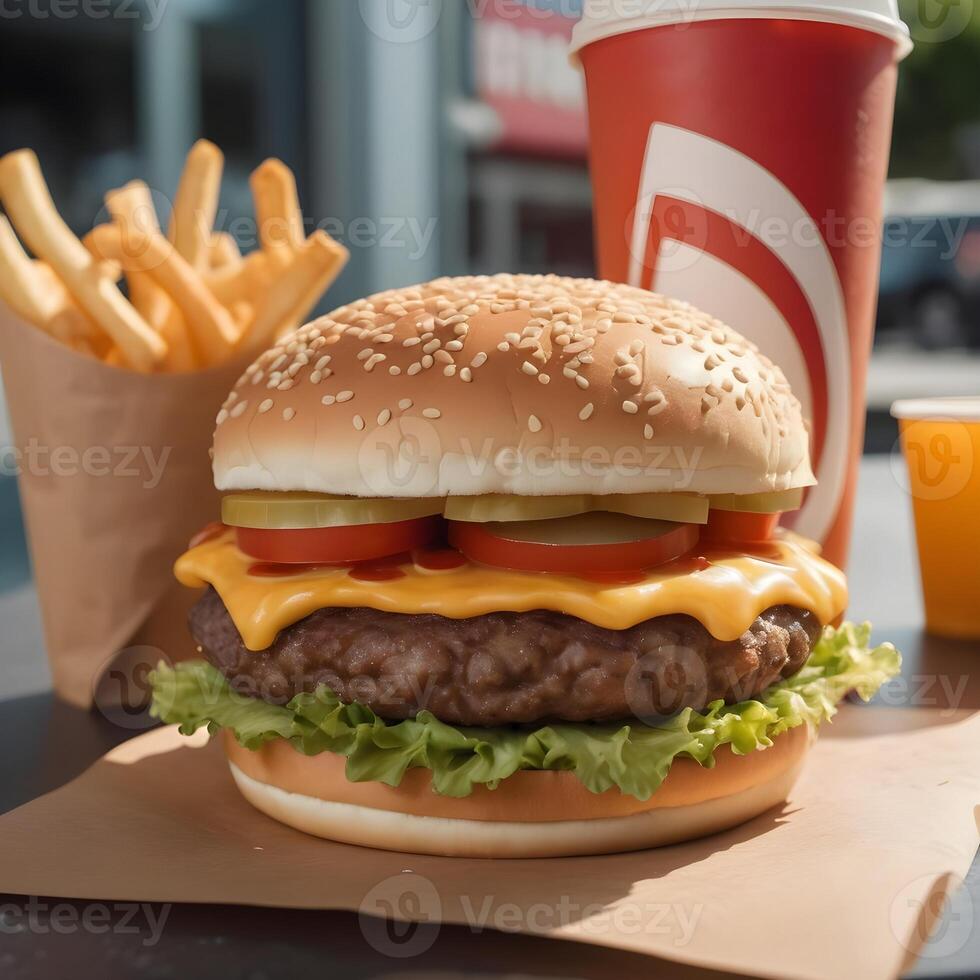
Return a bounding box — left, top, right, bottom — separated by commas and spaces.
357, 348, 374, 361
644, 424, 654, 439
505, 332, 521, 343
389, 365, 402, 376
528, 415, 542, 433
321, 395, 336, 406
521, 361, 538, 376
283, 408, 296, 421
336, 390, 354, 403
216, 409, 229, 425
315, 355, 331, 371
623, 400, 639, 414
578, 403, 594, 421
278, 380, 294, 391
407, 363, 422, 376
459, 367, 472, 382
364, 353, 386, 371
269, 354, 286, 371
575, 376, 589, 389
443, 365, 456, 377
471, 352, 487, 368
422, 408, 441, 419
376, 333, 394, 343
398, 398, 413, 410
423, 339, 441, 354
445, 340, 463, 351
353, 414, 365, 431
310, 370, 322, 384
421, 355, 434, 369
434, 350, 453, 364
403, 337, 421, 347
377, 409, 391, 425
497, 342, 510, 352
258, 399, 274, 414
287, 363, 302, 377
538, 374, 550, 385
231, 401, 248, 418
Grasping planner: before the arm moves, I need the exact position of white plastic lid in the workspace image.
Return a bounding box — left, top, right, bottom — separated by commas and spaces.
891, 396, 980, 422
570, 0, 912, 60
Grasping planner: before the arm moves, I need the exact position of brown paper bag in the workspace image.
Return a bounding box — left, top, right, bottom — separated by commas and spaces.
0, 310, 250, 708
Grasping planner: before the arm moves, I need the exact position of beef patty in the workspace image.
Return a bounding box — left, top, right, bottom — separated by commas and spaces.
190, 588, 821, 726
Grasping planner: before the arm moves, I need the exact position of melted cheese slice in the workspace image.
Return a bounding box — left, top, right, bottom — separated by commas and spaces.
176, 531, 847, 650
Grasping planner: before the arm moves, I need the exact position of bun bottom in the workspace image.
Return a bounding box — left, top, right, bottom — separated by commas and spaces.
225, 725, 811, 857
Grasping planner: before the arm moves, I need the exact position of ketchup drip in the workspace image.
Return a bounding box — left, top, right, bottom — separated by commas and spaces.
348, 552, 410, 582
413, 547, 468, 571
189, 521, 228, 549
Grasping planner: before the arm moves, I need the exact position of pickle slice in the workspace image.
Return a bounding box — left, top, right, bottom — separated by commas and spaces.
222, 492, 444, 529
600, 492, 709, 525
444, 492, 710, 524
443, 494, 591, 523
708, 488, 805, 514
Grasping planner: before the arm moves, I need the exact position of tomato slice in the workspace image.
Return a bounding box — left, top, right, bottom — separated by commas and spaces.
236, 516, 440, 564
702, 510, 779, 545
448, 513, 699, 575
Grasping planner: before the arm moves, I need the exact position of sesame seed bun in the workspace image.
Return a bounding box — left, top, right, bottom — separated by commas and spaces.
213, 274, 814, 497
223, 724, 810, 857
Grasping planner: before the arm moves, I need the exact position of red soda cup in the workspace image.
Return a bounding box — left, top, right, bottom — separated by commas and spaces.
572, 0, 910, 568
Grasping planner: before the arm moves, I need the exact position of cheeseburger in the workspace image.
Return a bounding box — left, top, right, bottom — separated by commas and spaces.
151, 273, 898, 857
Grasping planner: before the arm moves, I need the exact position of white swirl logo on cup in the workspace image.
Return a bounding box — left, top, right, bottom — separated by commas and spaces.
359, 871, 442, 958
624, 185, 709, 278
359, 0, 442, 44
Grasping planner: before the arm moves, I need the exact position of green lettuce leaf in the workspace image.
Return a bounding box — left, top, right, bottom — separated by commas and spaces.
149, 622, 899, 800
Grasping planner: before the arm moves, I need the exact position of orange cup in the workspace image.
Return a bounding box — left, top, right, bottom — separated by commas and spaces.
892, 398, 980, 639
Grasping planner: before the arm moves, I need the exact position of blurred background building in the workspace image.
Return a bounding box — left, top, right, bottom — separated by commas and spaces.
0, 0, 978, 448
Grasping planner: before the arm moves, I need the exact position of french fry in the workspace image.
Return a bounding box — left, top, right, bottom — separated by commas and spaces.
0, 150, 166, 371
106, 181, 197, 372
205, 249, 275, 307
243, 230, 348, 354
209, 231, 242, 270
250, 158, 304, 253
85, 222, 239, 367
168, 139, 223, 271
0, 214, 104, 351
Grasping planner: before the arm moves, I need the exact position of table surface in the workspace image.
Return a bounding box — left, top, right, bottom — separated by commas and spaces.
1, 457, 978, 980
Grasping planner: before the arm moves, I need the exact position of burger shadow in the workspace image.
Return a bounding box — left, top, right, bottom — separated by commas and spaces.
823, 625, 980, 740
78, 735, 796, 938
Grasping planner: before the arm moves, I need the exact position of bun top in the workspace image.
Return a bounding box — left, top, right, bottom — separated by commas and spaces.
213, 274, 814, 497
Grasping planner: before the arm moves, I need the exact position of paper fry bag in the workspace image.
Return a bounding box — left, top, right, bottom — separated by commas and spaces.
0, 310, 250, 708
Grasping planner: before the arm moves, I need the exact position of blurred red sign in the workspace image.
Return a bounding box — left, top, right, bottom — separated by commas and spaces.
473, 1, 587, 156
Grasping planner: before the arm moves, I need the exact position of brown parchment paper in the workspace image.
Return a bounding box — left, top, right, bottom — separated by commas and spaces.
0, 706, 977, 980
0, 310, 249, 707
